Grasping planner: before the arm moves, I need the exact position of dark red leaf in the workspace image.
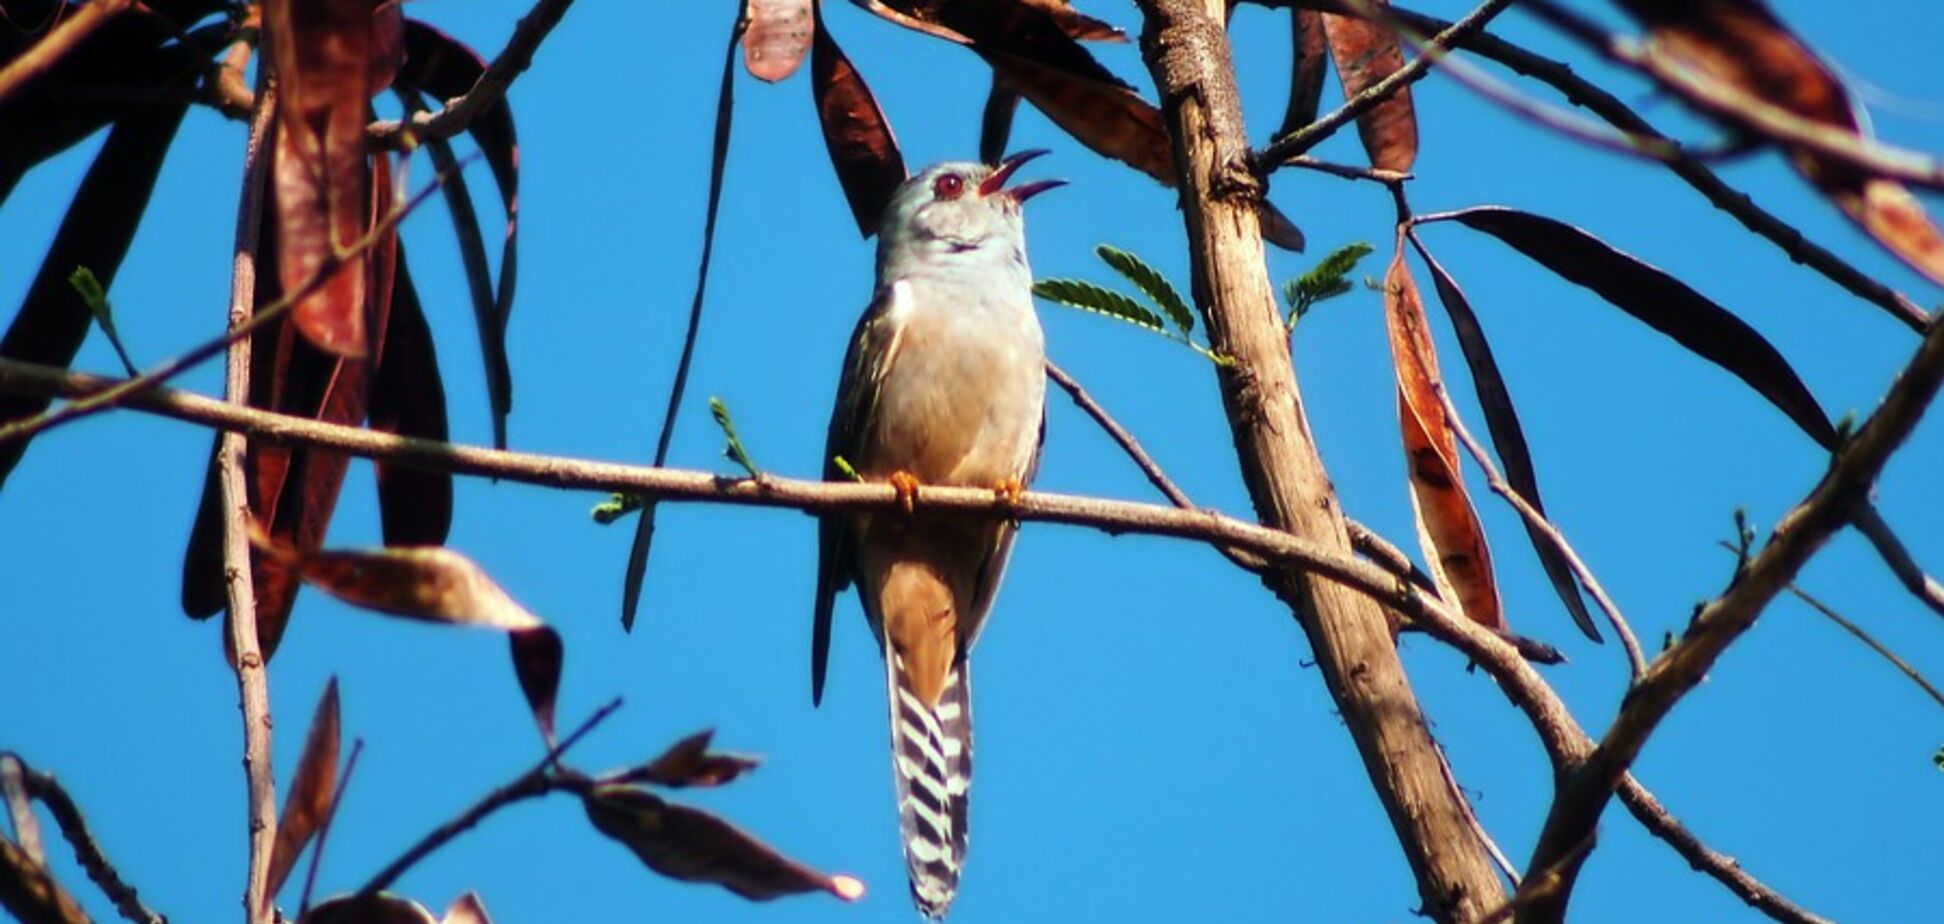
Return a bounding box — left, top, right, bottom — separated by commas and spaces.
265, 677, 341, 902
581, 784, 863, 902
1321, 4, 1418, 172
302, 893, 438, 924
1407, 232, 1601, 643
978, 47, 1175, 185
509, 627, 563, 746
257, 539, 544, 631
978, 75, 1023, 166
397, 21, 519, 449
812, 8, 906, 237
368, 243, 453, 547
1277, 7, 1328, 138
0, 100, 185, 487
1434, 206, 1837, 449
623, 729, 761, 789
745, 0, 813, 82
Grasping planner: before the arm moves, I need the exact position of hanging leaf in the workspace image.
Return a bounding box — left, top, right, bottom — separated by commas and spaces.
1096, 244, 1193, 335
1407, 233, 1601, 643
1430, 206, 1837, 448
259, 540, 542, 631
580, 783, 863, 902
1320, 3, 1418, 172
366, 246, 454, 548
265, 0, 383, 358
615, 729, 762, 789
396, 21, 520, 448
1382, 243, 1505, 632
979, 47, 1176, 186
1617, 0, 1944, 284
1033, 278, 1167, 334
746, 0, 813, 82
303, 893, 438, 924
509, 628, 563, 747
265, 678, 342, 903
978, 75, 1023, 166
1278, 7, 1329, 138
812, 7, 907, 236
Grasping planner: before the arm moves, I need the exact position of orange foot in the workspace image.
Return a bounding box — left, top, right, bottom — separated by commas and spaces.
992, 476, 1025, 513
888, 470, 922, 514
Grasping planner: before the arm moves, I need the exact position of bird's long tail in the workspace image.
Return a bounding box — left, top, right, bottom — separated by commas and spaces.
886, 652, 973, 919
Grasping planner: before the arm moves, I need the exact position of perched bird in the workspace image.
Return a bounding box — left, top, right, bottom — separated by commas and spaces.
812, 150, 1063, 918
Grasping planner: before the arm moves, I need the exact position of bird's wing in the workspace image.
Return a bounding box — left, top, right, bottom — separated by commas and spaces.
960, 406, 1044, 655
813, 282, 910, 705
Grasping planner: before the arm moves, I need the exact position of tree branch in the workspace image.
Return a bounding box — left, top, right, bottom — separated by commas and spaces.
0, 838, 90, 924
0, 0, 135, 107
1, 756, 165, 924
1614, 778, 1830, 924
1852, 505, 1944, 619
1519, 313, 1944, 921
365, 0, 578, 149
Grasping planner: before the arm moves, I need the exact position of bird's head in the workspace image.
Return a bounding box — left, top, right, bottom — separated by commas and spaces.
877, 150, 1065, 274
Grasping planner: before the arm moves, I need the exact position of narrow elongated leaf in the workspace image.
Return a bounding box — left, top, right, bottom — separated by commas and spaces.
581, 784, 863, 902
1278, 7, 1329, 138
397, 21, 519, 448
978, 75, 1023, 166
1096, 245, 1193, 335
979, 47, 1176, 186
259, 540, 542, 631
812, 7, 906, 237
265, 677, 342, 902
1321, 4, 1418, 172
1434, 206, 1837, 448
1033, 278, 1167, 334
265, 0, 379, 357
367, 245, 453, 547
620, 729, 761, 788
0, 101, 185, 487
1408, 233, 1601, 642
1619, 0, 1944, 284
746, 0, 812, 82
1383, 244, 1505, 632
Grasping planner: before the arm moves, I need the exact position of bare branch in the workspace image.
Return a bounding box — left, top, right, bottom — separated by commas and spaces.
366, 0, 579, 149
0, 838, 90, 924
1278, 155, 1412, 186
0, 0, 135, 107
1520, 314, 1944, 921
1852, 505, 1944, 619
1615, 778, 1831, 924
1, 756, 165, 924
1739, 547, 1944, 710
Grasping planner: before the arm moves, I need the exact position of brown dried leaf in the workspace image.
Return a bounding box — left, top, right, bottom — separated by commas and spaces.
1383, 244, 1504, 632
303, 893, 439, 924
627, 730, 762, 788
509, 628, 563, 746
1620, 0, 1944, 283
980, 48, 1175, 185
581, 783, 864, 902
264, 677, 342, 902
1278, 7, 1329, 138
259, 540, 543, 631
745, 0, 813, 82
265, 0, 382, 358
439, 892, 492, 924
1022, 0, 1126, 43
812, 8, 907, 236
1321, 5, 1418, 172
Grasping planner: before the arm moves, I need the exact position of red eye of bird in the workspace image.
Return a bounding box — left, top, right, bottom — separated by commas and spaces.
932, 172, 965, 200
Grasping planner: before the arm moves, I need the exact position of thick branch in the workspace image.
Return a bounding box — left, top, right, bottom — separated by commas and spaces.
1520, 315, 1944, 921
365, 0, 577, 148
0, 839, 90, 924
1137, 0, 1505, 918
0, 0, 134, 107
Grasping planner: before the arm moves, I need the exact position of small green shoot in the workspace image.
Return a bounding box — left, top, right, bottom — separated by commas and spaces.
592, 493, 645, 524
69, 266, 139, 376
832, 455, 865, 483
710, 397, 761, 478
1282, 242, 1373, 332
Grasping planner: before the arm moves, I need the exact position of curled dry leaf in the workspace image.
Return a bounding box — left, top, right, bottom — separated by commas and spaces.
1383, 243, 1505, 632
264, 677, 343, 904
581, 783, 863, 902
1620, 0, 1944, 284
265, 0, 384, 358
624, 729, 761, 788
746, 0, 813, 82
1321, 3, 1418, 172
256, 538, 542, 631
811, 7, 907, 236
303, 893, 438, 924
440, 892, 493, 924
979, 48, 1174, 185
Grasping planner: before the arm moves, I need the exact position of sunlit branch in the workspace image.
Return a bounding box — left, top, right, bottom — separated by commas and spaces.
366, 0, 580, 149
0, 755, 164, 924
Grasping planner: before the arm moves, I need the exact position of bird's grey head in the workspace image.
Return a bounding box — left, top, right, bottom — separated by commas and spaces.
877, 150, 1064, 278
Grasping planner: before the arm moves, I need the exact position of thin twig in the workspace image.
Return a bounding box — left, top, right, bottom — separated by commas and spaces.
1, 757, 166, 924
357, 699, 621, 897
365, 0, 578, 149
0, 756, 43, 864
0, 837, 91, 924
1436, 384, 1646, 683
1277, 155, 1412, 186
1852, 505, 1944, 619
1711, 541, 1944, 710
1287, 0, 1928, 331
0, 0, 135, 107
1615, 777, 1832, 924
0, 160, 457, 448
297, 739, 365, 920
225, 76, 276, 924
1258, 0, 1516, 168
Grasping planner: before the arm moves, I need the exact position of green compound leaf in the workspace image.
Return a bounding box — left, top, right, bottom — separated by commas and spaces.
1096, 244, 1193, 336
1282, 242, 1373, 330
1034, 278, 1167, 334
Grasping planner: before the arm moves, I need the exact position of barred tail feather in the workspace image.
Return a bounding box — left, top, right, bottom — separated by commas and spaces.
887, 653, 973, 919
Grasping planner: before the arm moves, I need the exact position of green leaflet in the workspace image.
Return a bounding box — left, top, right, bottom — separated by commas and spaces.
1282, 242, 1373, 331
709, 396, 761, 478
68, 266, 138, 376
1033, 278, 1168, 334
1096, 244, 1194, 336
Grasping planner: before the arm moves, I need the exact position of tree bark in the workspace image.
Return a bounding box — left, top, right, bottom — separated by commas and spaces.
1134, 2, 1506, 919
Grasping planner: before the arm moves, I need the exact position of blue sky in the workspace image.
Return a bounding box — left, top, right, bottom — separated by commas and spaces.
4, 1, 1941, 921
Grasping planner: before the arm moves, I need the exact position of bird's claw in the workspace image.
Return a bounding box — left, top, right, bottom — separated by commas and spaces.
889, 470, 922, 514
992, 476, 1025, 514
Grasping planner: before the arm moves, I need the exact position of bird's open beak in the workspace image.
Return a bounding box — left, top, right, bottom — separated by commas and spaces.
980, 148, 1067, 203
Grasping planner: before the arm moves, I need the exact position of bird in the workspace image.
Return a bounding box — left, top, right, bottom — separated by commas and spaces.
811, 149, 1063, 918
